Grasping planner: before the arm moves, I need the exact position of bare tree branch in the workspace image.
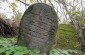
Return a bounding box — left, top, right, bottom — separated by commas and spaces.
25, 0, 27, 8
48, 0, 54, 8
18, 0, 29, 6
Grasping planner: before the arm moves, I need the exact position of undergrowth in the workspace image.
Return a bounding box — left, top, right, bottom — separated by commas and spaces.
0, 37, 80, 55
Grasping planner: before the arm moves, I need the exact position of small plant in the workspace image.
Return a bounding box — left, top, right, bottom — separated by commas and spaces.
49, 48, 79, 55
0, 37, 84, 55
0, 37, 40, 55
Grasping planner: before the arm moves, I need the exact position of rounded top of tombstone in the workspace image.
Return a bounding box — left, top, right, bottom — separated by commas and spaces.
24, 3, 56, 16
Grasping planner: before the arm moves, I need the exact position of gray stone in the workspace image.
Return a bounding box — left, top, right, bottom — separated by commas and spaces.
17, 3, 58, 55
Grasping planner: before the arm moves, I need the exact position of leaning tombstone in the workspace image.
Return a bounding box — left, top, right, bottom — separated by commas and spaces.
17, 3, 58, 55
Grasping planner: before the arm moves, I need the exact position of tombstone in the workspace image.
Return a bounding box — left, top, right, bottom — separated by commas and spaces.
17, 3, 58, 55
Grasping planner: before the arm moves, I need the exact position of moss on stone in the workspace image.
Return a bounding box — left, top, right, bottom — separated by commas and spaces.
56, 24, 80, 50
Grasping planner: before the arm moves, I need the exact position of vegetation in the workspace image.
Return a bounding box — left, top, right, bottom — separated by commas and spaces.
0, 0, 85, 55
0, 37, 80, 55
56, 24, 80, 50
0, 24, 83, 55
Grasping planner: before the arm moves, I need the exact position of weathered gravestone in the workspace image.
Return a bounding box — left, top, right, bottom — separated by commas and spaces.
17, 3, 58, 55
